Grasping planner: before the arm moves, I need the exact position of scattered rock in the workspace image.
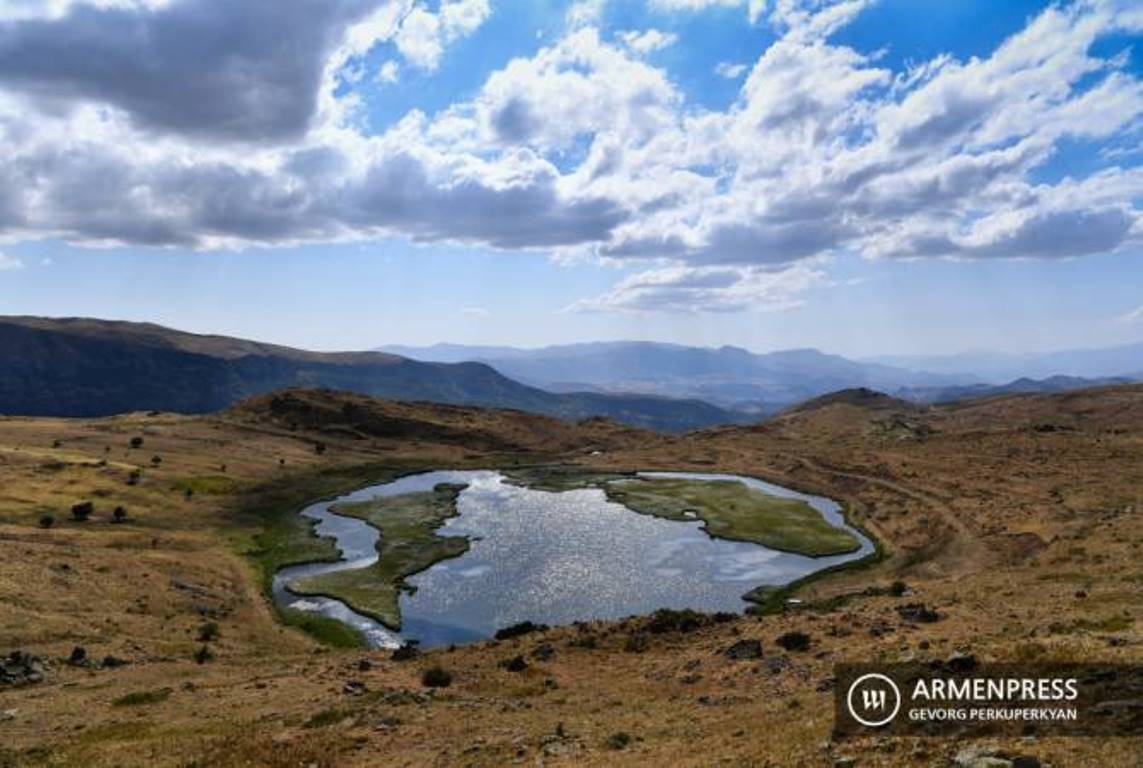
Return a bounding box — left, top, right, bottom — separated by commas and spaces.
1, 651, 45, 686
343, 680, 367, 696
724, 639, 763, 660
101, 655, 128, 669
764, 656, 791, 674
0, 709, 15, 722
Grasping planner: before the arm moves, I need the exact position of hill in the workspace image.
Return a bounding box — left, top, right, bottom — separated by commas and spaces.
0, 384, 1139, 766
376, 340, 973, 412
0, 317, 748, 432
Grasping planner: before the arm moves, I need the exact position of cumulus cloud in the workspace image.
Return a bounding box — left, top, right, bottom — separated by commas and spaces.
0, 0, 1140, 315
618, 29, 678, 54
714, 61, 748, 78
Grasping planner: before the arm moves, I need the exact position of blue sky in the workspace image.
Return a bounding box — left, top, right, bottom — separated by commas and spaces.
0, 0, 1140, 356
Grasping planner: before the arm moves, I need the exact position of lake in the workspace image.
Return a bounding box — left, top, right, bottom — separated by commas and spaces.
272, 470, 871, 648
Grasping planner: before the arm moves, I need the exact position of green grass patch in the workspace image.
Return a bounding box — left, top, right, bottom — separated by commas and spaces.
501, 465, 632, 492
287, 483, 470, 629
111, 688, 171, 707
171, 475, 238, 495
304, 707, 354, 728
604, 477, 861, 557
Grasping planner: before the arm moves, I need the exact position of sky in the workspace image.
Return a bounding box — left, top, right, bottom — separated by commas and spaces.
0, 0, 1140, 357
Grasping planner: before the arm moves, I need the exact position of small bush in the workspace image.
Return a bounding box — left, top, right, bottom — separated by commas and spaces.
127, 470, 141, 486
889, 580, 908, 597
605, 732, 632, 750
150, 455, 163, 466
112, 506, 128, 524
499, 654, 528, 672
494, 621, 549, 640
193, 645, 214, 664
391, 643, 419, 661
70, 501, 94, 522
624, 633, 649, 653
38, 514, 54, 529
420, 665, 452, 688
775, 631, 811, 652
314, 442, 326, 455
646, 608, 704, 634
129, 437, 144, 449
197, 622, 220, 642
112, 688, 171, 707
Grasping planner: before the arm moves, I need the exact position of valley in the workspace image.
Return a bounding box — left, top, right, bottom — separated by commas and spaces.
0, 385, 1139, 766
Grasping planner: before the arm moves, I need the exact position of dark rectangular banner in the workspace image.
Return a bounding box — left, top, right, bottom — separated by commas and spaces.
835, 662, 1143, 738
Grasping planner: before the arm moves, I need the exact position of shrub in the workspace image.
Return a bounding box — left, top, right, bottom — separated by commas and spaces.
151, 455, 162, 466
494, 621, 549, 640
127, 470, 141, 486
112, 688, 171, 707
605, 732, 632, 750
38, 514, 54, 529
624, 633, 649, 653
129, 437, 144, 449
70, 501, 94, 522
314, 442, 326, 455
112, 506, 128, 524
193, 645, 214, 664
646, 608, 704, 634
184, 488, 194, 499
889, 580, 908, 597
775, 631, 811, 652
197, 622, 220, 642
420, 665, 452, 688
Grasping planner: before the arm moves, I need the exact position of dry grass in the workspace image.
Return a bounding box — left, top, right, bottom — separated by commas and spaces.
1, 385, 1140, 767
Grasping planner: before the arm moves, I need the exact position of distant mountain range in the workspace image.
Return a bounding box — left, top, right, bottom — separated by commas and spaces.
378, 341, 977, 411
865, 343, 1143, 383
381, 340, 1143, 411
0, 317, 746, 432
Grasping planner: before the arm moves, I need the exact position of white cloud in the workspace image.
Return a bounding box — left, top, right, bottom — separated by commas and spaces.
714, 61, 747, 78
572, 262, 825, 313
0, 0, 1139, 316
0, 251, 24, 271
461, 306, 490, 318
1115, 304, 1143, 325
396, 0, 491, 71
618, 29, 678, 54
649, 0, 766, 23
377, 59, 401, 84
566, 0, 605, 28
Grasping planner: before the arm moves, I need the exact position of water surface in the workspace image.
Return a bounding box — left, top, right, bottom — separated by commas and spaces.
272, 470, 870, 648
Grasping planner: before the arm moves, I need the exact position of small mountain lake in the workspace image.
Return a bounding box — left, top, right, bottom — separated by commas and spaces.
271, 470, 872, 648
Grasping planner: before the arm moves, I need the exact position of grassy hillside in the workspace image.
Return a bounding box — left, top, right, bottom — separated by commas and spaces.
0, 385, 1139, 767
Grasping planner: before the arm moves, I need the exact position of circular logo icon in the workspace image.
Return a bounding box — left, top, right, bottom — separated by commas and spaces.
846, 672, 902, 728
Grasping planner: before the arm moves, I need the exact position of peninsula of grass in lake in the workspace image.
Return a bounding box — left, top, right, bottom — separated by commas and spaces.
603, 477, 860, 557
287, 483, 469, 629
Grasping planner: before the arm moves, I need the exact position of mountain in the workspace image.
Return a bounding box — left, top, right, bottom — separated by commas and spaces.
376, 341, 975, 412
895, 375, 1136, 404
0, 317, 748, 432
866, 342, 1143, 383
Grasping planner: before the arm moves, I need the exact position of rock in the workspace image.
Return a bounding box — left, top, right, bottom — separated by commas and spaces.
358, 659, 374, 672
67, 646, 88, 666
954, 744, 1003, 768
0, 709, 15, 722
764, 656, 791, 674
1011, 758, 1041, 768
101, 656, 128, 669
343, 680, 367, 696
1, 651, 46, 687
833, 757, 857, 768
724, 639, 763, 660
